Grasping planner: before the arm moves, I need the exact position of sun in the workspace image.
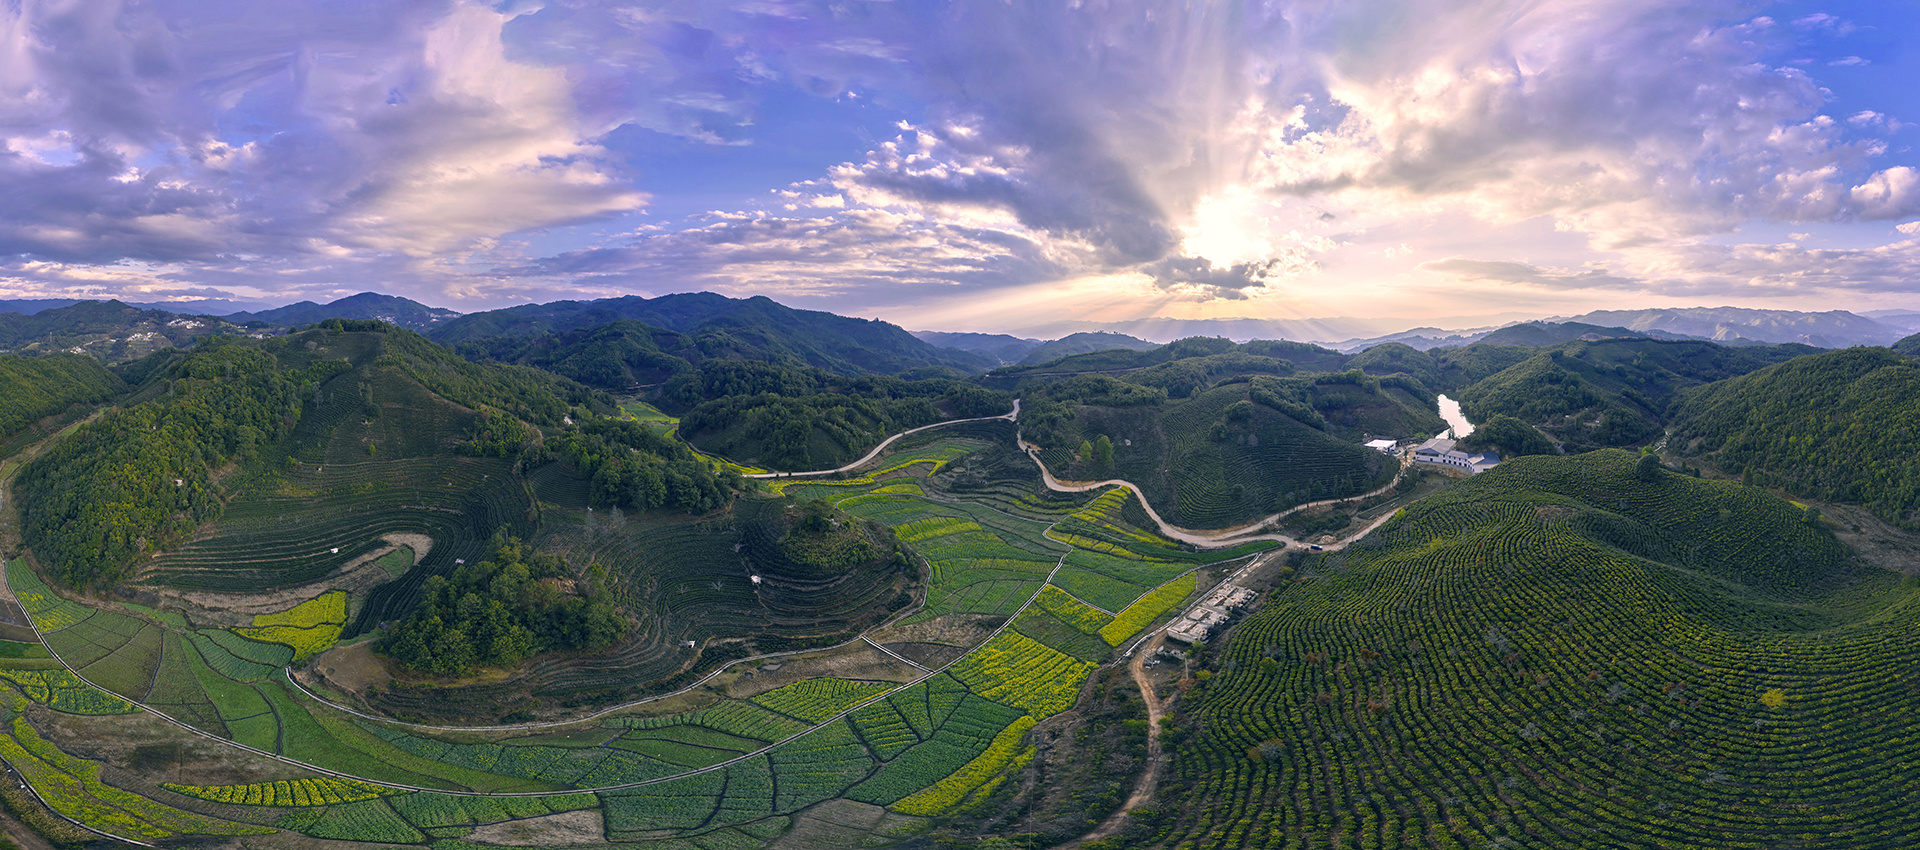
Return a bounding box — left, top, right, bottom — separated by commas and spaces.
1178, 186, 1276, 268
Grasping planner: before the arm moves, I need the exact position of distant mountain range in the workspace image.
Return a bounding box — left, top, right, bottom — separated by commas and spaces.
2, 290, 1916, 370
225, 292, 461, 330
1026, 307, 1911, 352
432, 291, 995, 376
1555, 306, 1906, 348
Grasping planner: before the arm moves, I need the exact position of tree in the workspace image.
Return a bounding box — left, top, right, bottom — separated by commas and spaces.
1092, 434, 1115, 470
380, 534, 627, 676
1636, 452, 1663, 482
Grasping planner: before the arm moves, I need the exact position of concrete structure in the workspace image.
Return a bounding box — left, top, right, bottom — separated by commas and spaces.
1363, 438, 1399, 454
1413, 435, 1500, 474
1166, 581, 1258, 644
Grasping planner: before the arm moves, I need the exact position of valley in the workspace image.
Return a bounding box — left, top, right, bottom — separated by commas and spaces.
0, 297, 1915, 850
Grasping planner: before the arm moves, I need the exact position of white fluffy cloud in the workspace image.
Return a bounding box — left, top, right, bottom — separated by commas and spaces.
2, 0, 1918, 316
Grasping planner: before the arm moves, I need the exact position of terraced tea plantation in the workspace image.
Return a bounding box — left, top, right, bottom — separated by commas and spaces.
0, 425, 1266, 848
1153, 451, 1920, 849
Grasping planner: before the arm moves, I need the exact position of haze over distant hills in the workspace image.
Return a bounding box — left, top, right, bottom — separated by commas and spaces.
3, 290, 1918, 367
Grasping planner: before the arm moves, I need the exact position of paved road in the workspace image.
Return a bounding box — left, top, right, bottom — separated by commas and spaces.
743, 401, 1020, 479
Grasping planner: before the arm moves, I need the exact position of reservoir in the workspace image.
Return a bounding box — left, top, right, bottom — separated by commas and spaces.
1436, 394, 1475, 439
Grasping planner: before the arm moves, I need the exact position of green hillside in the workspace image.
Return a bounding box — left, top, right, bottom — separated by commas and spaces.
0, 354, 125, 454
13, 321, 621, 585
669, 361, 1013, 470
1020, 379, 1399, 529
1457, 338, 1808, 451
1153, 450, 1920, 848
1669, 346, 1920, 526
1892, 331, 1920, 356
431, 292, 993, 376
1015, 330, 1159, 366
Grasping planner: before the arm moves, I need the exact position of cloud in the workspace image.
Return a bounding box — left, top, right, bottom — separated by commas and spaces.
2, 0, 1918, 317
675, 0, 1920, 305
0, 0, 646, 265
1421, 258, 1639, 290
1850, 167, 1920, 220
504, 207, 1074, 310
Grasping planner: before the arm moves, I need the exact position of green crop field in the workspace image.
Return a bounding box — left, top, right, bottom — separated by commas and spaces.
1148, 450, 1920, 849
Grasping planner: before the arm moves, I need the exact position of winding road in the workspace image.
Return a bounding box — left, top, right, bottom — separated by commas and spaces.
0, 394, 1435, 843
742, 401, 1020, 479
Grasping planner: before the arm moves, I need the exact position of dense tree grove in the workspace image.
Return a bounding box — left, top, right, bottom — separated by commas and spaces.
547, 417, 739, 514
1671, 347, 1920, 526
0, 353, 125, 439
1457, 414, 1558, 458
457, 409, 533, 458
16, 343, 346, 586
381, 535, 625, 676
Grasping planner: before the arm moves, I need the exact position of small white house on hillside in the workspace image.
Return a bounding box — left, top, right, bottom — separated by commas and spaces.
1413, 436, 1499, 474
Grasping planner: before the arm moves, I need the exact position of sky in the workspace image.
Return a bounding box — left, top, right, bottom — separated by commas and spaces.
4, 0, 1920, 334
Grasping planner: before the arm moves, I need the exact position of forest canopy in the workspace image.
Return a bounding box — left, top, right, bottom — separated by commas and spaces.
380, 535, 626, 676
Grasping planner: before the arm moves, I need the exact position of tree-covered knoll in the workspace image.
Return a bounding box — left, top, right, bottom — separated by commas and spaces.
16, 341, 346, 586
1014, 330, 1159, 366
1456, 338, 1809, 451
370, 320, 605, 427
777, 499, 892, 578
988, 336, 1352, 380
450, 319, 701, 390
668, 360, 1012, 470
380, 534, 625, 676
0, 354, 125, 440
1456, 413, 1558, 458
1344, 341, 1442, 388
547, 415, 740, 514
1669, 347, 1920, 527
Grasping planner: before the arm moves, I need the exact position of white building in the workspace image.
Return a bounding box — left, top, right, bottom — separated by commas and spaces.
1166, 582, 1257, 644
1363, 438, 1398, 454
1413, 436, 1499, 474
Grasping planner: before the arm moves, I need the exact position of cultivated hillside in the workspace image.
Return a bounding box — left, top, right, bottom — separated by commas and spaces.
1154, 450, 1920, 848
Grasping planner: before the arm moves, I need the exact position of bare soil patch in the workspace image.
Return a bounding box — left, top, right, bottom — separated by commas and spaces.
1819, 501, 1920, 576
881, 641, 965, 668
29, 704, 301, 788
719, 642, 919, 700
868, 613, 1001, 648
466, 809, 605, 846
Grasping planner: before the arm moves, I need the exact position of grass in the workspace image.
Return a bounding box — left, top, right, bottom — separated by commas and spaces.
1099, 573, 1198, 646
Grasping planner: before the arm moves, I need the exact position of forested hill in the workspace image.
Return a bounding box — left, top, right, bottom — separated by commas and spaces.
1455, 337, 1811, 451
1015, 330, 1158, 366
0, 354, 125, 446
1669, 346, 1920, 527
10, 320, 653, 588
669, 360, 1012, 470
428, 291, 994, 376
